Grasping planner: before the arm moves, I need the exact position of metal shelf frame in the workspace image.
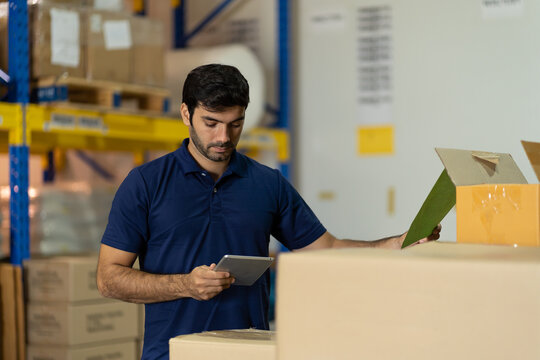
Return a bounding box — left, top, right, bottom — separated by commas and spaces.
7, 0, 30, 266
3, 0, 292, 266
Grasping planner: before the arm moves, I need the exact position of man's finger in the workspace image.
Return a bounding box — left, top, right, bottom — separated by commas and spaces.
206, 277, 235, 287
206, 269, 231, 279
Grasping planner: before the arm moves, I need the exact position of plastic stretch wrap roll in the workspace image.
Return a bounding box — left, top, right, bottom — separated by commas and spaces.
165, 44, 265, 132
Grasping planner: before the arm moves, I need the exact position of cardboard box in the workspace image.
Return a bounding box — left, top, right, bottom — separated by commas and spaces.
86, 9, 132, 82
0, 3, 7, 76
27, 300, 139, 346
403, 147, 538, 247
0, 263, 25, 360
30, 2, 86, 79
169, 329, 276, 360
438, 147, 538, 246
276, 242, 540, 360
131, 16, 165, 86
27, 339, 137, 360
522, 140, 540, 182
24, 255, 101, 302
457, 184, 539, 246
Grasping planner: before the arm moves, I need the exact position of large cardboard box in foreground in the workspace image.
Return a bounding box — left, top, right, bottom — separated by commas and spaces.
24, 255, 100, 302
27, 339, 137, 360
27, 300, 139, 346
169, 329, 276, 360
276, 242, 540, 360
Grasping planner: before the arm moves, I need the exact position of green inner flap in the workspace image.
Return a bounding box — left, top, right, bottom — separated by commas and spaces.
402, 170, 456, 248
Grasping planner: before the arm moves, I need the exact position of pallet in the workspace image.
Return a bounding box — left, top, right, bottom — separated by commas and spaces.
33, 76, 171, 114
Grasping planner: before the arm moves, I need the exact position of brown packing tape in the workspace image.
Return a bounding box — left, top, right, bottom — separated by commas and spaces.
521, 140, 540, 182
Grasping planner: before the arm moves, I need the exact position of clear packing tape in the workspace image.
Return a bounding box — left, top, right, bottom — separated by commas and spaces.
199, 329, 275, 342
457, 183, 540, 247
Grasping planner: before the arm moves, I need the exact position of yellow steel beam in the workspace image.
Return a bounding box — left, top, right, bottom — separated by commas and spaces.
3, 104, 290, 162
245, 127, 289, 162
25, 104, 187, 152
0, 102, 24, 145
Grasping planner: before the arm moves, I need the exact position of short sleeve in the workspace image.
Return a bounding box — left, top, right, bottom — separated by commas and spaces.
101, 168, 149, 254
271, 170, 326, 250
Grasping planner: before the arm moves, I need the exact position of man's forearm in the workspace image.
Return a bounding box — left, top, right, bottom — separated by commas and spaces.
333, 234, 404, 250
97, 264, 190, 304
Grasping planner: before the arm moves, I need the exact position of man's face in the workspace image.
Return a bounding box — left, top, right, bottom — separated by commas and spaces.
181, 103, 245, 163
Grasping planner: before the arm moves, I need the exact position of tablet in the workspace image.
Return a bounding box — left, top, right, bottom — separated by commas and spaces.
214, 255, 274, 286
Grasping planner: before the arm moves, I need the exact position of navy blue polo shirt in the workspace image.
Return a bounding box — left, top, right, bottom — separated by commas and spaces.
101, 138, 326, 360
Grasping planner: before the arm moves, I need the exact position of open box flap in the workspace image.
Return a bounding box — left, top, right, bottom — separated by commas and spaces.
435, 148, 527, 186
521, 140, 540, 182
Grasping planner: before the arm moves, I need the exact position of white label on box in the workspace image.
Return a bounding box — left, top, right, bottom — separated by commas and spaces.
50, 8, 80, 67
94, 0, 123, 11
103, 20, 132, 50
90, 14, 102, 33
78, 116, 104, 131
482, 0, 523, 18
48, 113, 76, 130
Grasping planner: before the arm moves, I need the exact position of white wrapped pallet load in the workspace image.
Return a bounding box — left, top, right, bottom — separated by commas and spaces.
165, 44, 265, 132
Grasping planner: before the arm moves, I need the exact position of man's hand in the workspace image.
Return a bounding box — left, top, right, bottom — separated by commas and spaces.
401, 224, 442, 248
184, 264, 235, 301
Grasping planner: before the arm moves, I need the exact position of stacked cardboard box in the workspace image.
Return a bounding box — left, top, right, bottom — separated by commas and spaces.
0, 0, 165, 87
131, 16, 165, 87
0, 3, 7, 76
24, 255, 143, 360
86, 9, 132, 83
30, 2, 86, 79
0, 263, 25, 360
169, 329, 276, 360
276, 242, 540, 360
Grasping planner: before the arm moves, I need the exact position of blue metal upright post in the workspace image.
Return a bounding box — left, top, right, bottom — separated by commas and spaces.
9, 146, 29, 265
277, 0, 291, 182
173, 0, 186, 48
8, 0, 30, 265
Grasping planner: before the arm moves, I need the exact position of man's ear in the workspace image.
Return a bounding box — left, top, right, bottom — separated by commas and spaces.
180, 103, 191, 126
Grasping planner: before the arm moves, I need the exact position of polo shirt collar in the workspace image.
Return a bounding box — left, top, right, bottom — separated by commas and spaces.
175, 138, 248, 178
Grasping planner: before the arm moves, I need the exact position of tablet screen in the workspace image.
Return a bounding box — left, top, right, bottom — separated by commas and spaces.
214, 255, 274, 286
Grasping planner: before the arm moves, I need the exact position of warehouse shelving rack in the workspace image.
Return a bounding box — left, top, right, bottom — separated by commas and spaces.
173, 0, 293, 180
1, 0, 291, 265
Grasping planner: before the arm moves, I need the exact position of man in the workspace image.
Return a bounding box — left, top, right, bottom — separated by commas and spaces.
97, 64, 440, 359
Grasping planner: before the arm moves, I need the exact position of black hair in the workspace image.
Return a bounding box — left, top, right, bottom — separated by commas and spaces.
182, 64, 250, 123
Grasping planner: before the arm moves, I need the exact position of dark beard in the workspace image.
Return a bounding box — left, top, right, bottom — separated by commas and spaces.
190, 127, 234, 162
